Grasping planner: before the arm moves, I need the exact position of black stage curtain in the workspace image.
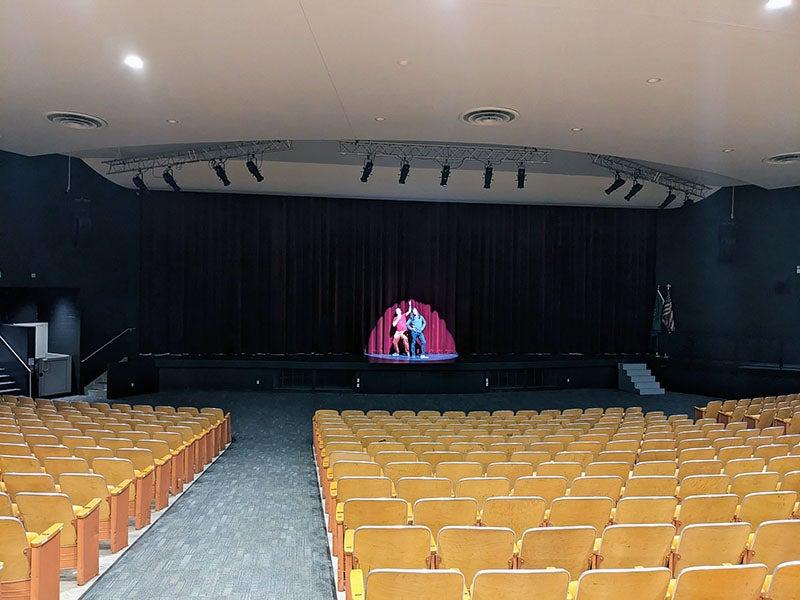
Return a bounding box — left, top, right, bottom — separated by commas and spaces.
139, 193, 656, 356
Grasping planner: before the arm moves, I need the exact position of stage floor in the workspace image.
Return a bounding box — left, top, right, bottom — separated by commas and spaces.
364, 352, 459, 364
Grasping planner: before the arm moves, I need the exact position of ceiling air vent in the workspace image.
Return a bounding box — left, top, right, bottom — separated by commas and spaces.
763, 152, 800, 165
44, 111, 108, 130
461, 107, 519, 126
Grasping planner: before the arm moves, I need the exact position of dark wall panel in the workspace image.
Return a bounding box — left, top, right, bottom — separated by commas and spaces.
140, 193, 657, 356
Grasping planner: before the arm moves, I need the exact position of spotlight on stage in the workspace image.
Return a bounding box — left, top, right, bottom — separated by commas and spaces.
483, 164, 493, 189
398, 161, 410, 184
659, 188, 677, 209
162, 167, 181, 192
360, 159, 374, 183
132, 171, 148, 193
245, 157, 264, 182
604, 172, 626, 195
440, 164, 451, 186
517, 166, 526, 189
624, 180, 643, 201
212, 161, 231, 186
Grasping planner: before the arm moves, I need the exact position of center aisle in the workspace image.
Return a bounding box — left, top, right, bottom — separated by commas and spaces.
80, 388, 710, 599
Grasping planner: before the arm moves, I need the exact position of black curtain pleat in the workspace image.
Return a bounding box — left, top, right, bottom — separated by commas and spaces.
139, 193, 657, 356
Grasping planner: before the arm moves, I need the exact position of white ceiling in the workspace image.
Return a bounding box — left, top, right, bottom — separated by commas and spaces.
2, 0, 800, 205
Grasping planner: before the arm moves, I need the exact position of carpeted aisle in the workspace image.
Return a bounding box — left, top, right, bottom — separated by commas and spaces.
80, 388, 712, 599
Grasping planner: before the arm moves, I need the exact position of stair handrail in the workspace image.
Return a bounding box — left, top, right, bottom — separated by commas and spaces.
82, 328, 136, 363
0, 332, 32, 396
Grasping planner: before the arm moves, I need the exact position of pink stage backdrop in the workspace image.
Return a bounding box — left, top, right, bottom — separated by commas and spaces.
366, 300, 457, 355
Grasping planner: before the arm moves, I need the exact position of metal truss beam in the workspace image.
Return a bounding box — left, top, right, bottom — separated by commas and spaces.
339, 140, 550, 168
590, 153, 713, 199
103, 140, 293, 174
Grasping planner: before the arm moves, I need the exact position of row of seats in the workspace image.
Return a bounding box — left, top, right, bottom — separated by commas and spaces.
0, 394, 230, 599
348, 563, 800, 600
313, 405, 800, 599
696, 396, 800, 433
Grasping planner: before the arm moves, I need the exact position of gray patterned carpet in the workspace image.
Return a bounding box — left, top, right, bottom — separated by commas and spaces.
80, 388, 711, 599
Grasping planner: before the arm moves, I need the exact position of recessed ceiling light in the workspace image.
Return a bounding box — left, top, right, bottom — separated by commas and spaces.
374, 116, 386, 122
166, 119, 179, 124
571, 127, 583, 132
397, 59, 410, 66
646, 77, 662, 84
123, 54, 144, 70
722, 148, 735, 153
765, 0, 792, 10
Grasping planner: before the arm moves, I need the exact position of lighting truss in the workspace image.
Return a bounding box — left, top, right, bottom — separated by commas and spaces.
338, 140, 551, 169
590, 154, 712, 199
102, 140, 293, 175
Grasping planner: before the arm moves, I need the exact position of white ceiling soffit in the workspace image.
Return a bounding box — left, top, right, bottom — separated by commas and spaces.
2, 0, 799, 199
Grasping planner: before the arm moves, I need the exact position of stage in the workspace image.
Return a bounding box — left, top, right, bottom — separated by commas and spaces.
106, 353, 640, 398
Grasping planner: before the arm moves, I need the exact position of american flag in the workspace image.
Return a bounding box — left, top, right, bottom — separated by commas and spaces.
661, 284, 676, 333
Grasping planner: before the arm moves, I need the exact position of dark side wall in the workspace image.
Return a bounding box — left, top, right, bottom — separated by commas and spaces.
0, 150, 140, 378
655, 185, 800, 394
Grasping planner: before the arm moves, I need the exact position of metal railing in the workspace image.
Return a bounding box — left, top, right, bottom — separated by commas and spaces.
82, 328, 136, 364
0, 333, 32, 396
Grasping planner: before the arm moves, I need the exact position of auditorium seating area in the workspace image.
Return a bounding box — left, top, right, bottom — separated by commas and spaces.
313, 396, 800, 600
0, 394, 230, 599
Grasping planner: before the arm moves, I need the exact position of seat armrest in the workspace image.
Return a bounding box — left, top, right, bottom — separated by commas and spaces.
110, 479, 132, 495
134, 465, 155, 478
76, 497, 102, 519
344, 529, 355, 554
335, 503, 344, 524
29, 523, 64, 547
350, 569, 365, 600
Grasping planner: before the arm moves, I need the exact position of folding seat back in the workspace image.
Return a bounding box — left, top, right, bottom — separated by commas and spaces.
747, 519, 800, 571
594, 524, 673, 569
396, 477, 452, 505
0, 444, 32, 456
465, 451, 507, 472
455, 477, 511, 511
555, 451, 594, 469
731, 472, 780, 499
585, 462, 630, 480
367, 441, 405, 457
623, 476, 678, 497
769, 455, 800, 477
115, 447, 156, 473
433, 461, 481, 487
614, 496, 678, 524
0, 455, 41, 474
640, 449, 677, 463
351, 525, 434, 576
30, 445, 71, 461
570, 476, 623, 500
92, 457, 136, 488
679, 474, 731, 499
738, 491, 797, 529
59, 473, 111, 520
418, 451, 463, 468
536, 461, 582, 483
342, 499, 408, 532
676, 493, 738, 530
548, 496, 613, 531
23, 434, 59, 447
73, 446, 114, 462
481, 496, 546, 538
364, 568, 464, 600
383, 461, 433, 485
0, 491, 12, 516
136, 439, 172, 462
679, 447, 716, 463
61, 435, 97, 451
471, 568, 569, 600
2, 473, 56, 499
15, 492, 77, 545
724, 457, 765, 477
677, 460, 723, 480
412, 497, 477, 536
437, 526, 515, 583
632, 461, 677, 477
518, 525, 595, 578
509, 451, 551, 469
332, 461, 382, 481
0, 516, 36, 583
754, 444, 789, 461
98, 437, 135, 453
764, 561, 800, 600
0, 432, 24, 444
672, 522, 751, 575
671, 564, 768, 600
336, 477, 393, 503
574, 567, 671, 600
512, 475, 568, 504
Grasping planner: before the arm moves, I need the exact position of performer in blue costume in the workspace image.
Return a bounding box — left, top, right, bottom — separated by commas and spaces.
405, 301, 428, 358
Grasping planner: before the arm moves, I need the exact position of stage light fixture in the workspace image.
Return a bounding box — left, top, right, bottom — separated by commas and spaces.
604, 172, 626, 195
212, 162, 231, 186
517, 166, 526, 189
659, 188, 677, 209
245, 157, 264, 182
360, 158, 374, 183
162, 167, 181, 192
483, 164, 493, 189
440, 164, 451, 186
132, 171, 148, 193
624, 180, 643, 201
398, 161, 410, 184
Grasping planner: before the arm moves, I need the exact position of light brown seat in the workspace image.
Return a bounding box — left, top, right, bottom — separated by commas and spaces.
670, 564, 768, 600
593, 524, 674, 569
437, 526, 515, 584
675, 494, 739, 531
517, 525, 596, 579
762, 561, 800, 600
412, 497, 478, 537
548, 496, 613, 531
513, 476, 568, 504
614, 496, 678, 525
59, 472, 130, 553
2, 473, 57, 500
671, 522, 751, 576
744, 519, 800, 571
574, 567, 671, 600
0, 516, 62, 599
455, 477, 511, 511
353, 568, 464, 600
480, 496, 546, 538
470, 568, 570, 600
737, 491, 797, 530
